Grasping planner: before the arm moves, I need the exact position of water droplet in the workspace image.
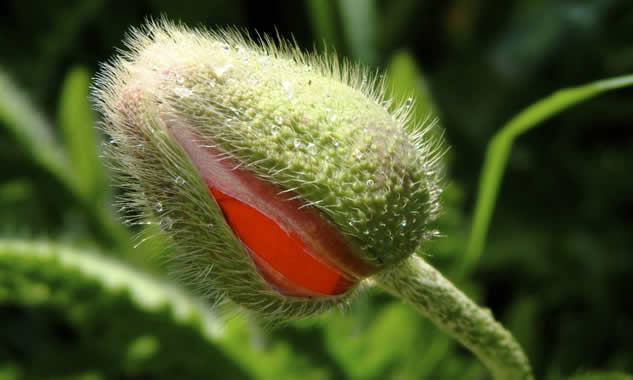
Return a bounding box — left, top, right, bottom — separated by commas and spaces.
154, 202, 163, 213
293, 139, 302, 149
258, 56, 270, 65
271, 126, 280, 136
306, 143, 316, 154
174, 176, 185, 185
160, 217, 174, 231
174, 86, 192, 98
332, 139, 340, 147
281, 80, 291, 89
423, 229, 441, 240
176, 75, 185, 84
354, 149, 363, 160
214, 63, 232, 77
329, 114, 337, 122
366, 179, 375, 186
400, 219, 408, 227
274, 115, 284, 125
404, 97, 413, 109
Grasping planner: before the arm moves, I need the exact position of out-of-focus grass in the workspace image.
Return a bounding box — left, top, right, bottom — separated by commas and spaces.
58, 67, 105, 205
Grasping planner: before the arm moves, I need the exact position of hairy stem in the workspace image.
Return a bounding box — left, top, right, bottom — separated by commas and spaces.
375, 255, 533, 380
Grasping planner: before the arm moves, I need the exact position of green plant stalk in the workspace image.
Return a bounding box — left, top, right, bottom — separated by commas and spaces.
376, 255, 533, 380
462, 74, 633, 276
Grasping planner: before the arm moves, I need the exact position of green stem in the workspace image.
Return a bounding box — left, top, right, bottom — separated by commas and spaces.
375, 255, 533, 380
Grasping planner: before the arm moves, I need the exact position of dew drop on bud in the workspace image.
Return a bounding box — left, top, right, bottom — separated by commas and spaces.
405, 97, 413, 109
173, 86, 192, 98
214, 63, 232, 77
160, 216, 174, 231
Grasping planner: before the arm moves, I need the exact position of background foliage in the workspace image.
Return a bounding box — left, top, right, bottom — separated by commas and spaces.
1, 1, 632, 379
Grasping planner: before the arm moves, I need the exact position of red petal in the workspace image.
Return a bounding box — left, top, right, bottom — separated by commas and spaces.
210, 187, 354, 296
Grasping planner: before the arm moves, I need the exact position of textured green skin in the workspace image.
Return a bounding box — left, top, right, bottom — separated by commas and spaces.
168, 50, 429, 267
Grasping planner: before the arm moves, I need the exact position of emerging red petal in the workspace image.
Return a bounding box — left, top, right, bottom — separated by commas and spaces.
210, 187, 354, 296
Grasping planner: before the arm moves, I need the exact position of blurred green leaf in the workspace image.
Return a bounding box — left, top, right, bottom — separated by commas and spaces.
463, 73, 633, 276
385, 50, 436, 121
58, 66, 105, 203
338, 0, 378, 64
505, 296, 539, 366
379, 0, 423, 50
319, 298, 478, 380
0, 68, 128, 250
0, 239, 243, 379
0, 69, 74, 191
306, 0, 341, 51
221, 318, 330, 380
0, 239, 327, 380
324, 302, 424, 379
564, 372, 633, 380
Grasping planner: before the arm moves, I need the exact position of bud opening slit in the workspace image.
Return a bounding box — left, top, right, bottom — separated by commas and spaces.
168, 124, 378, 297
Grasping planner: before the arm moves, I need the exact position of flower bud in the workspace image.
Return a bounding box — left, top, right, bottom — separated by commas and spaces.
93, 20, 443, 319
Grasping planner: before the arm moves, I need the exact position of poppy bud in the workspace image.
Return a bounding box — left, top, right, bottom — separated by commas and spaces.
93, 20, 443, 319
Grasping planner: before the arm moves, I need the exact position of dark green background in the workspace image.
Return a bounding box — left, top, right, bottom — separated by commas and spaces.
1, 1, 632, 379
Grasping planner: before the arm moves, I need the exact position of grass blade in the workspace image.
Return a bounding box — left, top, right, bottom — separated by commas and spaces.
338, 0, 378, 64
462, 74, 633, 275
306, 0, 341, 51
58, 66, 106, 202
0, 69, 74, 190
385, 50, 435, 121
0, 68, 128, 249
